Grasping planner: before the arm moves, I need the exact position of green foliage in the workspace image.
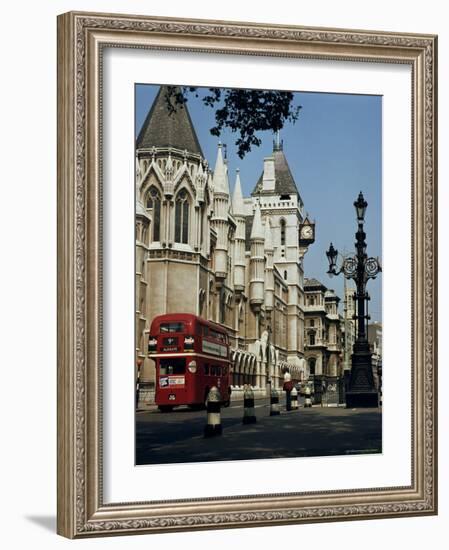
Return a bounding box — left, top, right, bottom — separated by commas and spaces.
163, 86, 301, 158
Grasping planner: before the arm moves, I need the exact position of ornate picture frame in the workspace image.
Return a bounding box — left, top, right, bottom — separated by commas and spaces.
57, 11, 437, 538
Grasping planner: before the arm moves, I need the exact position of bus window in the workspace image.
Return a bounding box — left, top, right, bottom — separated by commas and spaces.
159, 358, 185, 375
209, 328, 226, 342
222, 366, 228, 376
204, 364, 210, 375
160, 322, 184, 333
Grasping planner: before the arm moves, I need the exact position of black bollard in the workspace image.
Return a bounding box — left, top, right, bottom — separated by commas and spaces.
269, 388, 280, 416
204, 386, 223, 437
291, 387, 299, 410
242, 384, 257, 424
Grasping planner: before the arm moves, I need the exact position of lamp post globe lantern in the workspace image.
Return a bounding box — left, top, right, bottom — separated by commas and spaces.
354, 191, 368, 222
325, 191, 382, 408
326, 243, 338, 274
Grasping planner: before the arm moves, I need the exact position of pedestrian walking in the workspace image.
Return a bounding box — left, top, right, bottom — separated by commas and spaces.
321, 379, 327, 407
304, 384, 312, 408
283, 369, 293, 411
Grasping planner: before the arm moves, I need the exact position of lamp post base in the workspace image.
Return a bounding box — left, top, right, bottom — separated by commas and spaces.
346, 390, 379, 408
346, 342, 379, 408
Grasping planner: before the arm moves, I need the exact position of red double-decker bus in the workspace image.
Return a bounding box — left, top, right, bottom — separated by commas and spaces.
148, 313, 232, 412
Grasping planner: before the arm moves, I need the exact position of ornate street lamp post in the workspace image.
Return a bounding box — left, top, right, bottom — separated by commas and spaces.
326, 192, 382, 408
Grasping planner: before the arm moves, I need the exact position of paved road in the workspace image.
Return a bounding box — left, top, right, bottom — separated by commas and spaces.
136, 397, 382, 465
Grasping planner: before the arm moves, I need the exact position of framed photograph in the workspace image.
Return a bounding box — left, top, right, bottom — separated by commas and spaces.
57, 11, 437, 538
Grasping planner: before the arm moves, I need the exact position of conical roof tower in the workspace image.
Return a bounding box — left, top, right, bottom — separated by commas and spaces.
251, 138, 302, 202
136, 85, 203, 155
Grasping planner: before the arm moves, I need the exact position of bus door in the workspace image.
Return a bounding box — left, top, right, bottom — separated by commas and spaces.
158, 357, 187, 402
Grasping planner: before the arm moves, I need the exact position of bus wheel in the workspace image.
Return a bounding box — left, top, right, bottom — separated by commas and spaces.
158, 405, 173, 413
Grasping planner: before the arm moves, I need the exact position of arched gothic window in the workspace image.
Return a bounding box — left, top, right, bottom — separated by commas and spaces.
308, 357, 316, 375
175, 189, 190, 244
280, 219, 286, 246
146, 186, 161, 242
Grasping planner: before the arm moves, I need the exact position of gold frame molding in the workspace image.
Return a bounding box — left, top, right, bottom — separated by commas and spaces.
57, 11, 438, 538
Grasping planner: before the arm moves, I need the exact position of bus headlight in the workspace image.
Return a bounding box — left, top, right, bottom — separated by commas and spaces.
148, 337, 157, 353
187, 360, 197, 373
184, 335, 195, 350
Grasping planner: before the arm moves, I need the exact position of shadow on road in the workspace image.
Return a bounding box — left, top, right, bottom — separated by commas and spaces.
136, 405, 382, 466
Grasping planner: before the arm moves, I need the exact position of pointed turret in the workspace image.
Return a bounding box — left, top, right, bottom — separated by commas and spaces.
164, 152, 175, 196
264, 217, 274, 313
250, 201, 265, 241
232, 169, 246, 217
195, 162, 206, 204
232, 169, 246, 293
264, 216, 274, 252
249, 203, 265, 313
213, 143, 230, 195
136, 86, 203, 155
211, 143, 230, 282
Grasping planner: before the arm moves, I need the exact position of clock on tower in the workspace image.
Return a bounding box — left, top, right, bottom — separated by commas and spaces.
299, 218, 315, 245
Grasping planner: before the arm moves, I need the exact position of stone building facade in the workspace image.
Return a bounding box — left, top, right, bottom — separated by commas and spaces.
135, 86, 316, 402
303, 278, 343, 379
341, 283, 357, 373
367, 321, 383, 391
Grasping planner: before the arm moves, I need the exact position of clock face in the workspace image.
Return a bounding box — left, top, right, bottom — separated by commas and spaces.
301, 225, 313, 239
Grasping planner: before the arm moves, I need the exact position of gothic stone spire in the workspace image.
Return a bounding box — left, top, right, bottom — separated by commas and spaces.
136, 85, 203, 156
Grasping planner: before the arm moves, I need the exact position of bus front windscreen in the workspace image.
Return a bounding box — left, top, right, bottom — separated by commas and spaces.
160, 322, 184, 333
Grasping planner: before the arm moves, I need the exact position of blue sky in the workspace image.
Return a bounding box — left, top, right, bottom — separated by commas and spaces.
136, 85, 382, 322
